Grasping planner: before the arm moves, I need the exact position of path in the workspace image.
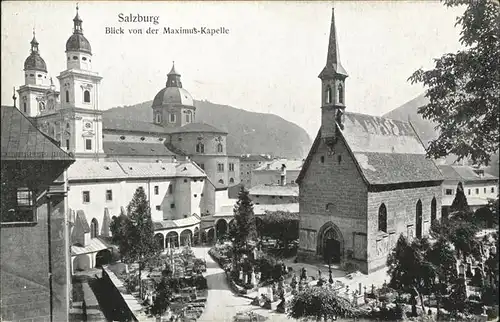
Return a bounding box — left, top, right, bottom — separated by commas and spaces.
193, 247, 251, 322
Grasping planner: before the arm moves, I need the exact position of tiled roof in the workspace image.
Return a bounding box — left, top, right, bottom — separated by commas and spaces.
153, 215, 200, 230
169, 122, 227, 134
71, 237, 112, 256
298, 112, 443, 186
67, 160, 206, 181
75, 210, 90, 233
249, 184, 299, 197
254, 159, 304, 171
104, 141, 175, 157
1, 106, 74, 161
103, 117, 166, 134
253, 203, 299, 215
438, 165, 498, 182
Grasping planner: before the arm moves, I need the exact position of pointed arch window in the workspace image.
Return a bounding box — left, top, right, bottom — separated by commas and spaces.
217, 143, 224, 153
23, 102, 27, 113
431, 197, 437, 223
83, 90, 91, 103
378, 203, 387, 233
155, 113, 162, 124
338, 83, 344, 104
416, 200, 423, 239
90, 218, 99, 239
39, 102, 45, 112
65, 90, 69, 103
326, 85, 332, 104
196, 142, 205, 153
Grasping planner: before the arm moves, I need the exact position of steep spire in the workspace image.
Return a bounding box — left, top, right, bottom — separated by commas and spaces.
319, 8, 347, 79
166, 61, 182, 88
73, 3, 83, 34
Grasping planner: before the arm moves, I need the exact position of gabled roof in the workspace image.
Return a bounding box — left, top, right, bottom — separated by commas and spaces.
438, 165, 498, 182
104, 141, 175, 157
74, 210, 90, 233
249, 184, 299, 197
67, 159, 206, 181
169, 122, 227, 134
298, 112, 443, 186
1, 106, 74, 161
103, 117, 166, 134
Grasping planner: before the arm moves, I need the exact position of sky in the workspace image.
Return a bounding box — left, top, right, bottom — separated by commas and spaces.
1, 1, 464, 139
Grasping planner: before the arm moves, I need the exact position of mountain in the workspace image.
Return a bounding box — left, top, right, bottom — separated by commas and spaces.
103, 100, 312, 159
384, 94, 499, 176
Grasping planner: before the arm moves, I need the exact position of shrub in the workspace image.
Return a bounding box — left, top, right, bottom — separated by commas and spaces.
465, 299, 484, 315
487, 306, 499, 320
193, 274, 208, 290
481, 284, 499, 306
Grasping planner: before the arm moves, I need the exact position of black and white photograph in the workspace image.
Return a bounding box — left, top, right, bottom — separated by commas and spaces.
1, 1, 499, 321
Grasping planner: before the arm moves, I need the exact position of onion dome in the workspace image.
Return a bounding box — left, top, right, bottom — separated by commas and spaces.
65, 4, 92, 54
152, 62, 194, 107
24, 32, 47, 72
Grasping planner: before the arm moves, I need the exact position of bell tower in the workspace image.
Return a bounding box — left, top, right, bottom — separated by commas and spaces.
319, 8, 348, 148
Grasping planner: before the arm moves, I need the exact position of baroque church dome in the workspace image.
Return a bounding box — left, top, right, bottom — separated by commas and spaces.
24, 35, 47, 72
65, 5, 92, 54
152, 64, 194, 107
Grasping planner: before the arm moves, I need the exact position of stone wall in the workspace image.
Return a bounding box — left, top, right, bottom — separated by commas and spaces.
298, 137, 368, 268
366, 184, 442, 273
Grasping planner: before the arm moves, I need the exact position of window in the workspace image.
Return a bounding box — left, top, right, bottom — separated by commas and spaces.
484, 188, 487, 194
431, 197, 437, 222
337, 155, 342, 164
229, 163, 235, 172
23, 102, 27, 113
229, 178, 235, 184
199, 163, 205, 170
196, 143, 205, 153
85, 139, 92, 151
168, 185, 173, 194
156, 205, 161, 211
476, 188, 480, 194
492, 187, 496, 193
154, 186, 159, 195
73, 56, 78, 60
66, 139, 70, 150
169, 113, 176, 123
326, 85, 332, 104
218, 179, 224, 184
106, 190, 113, 201
416, 200, 423, 239
217, 163, 224, 172
468, 189, 471, 195
65, 90, 69, 103
82, 191, 90, 203
170, 203, 175, 209
83, 90, 90, 103
82, 57, 87, 61
185, 113, 190, 123
338, 83, 344, 104
90, 219, 98, 238
39, 102, 45, 111
155, 114, 162, 123
320, 156, 325, 163
217, 143, 224, 153
378, 204, 387, 232
445, 189, 453, 195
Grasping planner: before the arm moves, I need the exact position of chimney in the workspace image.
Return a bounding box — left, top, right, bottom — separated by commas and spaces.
280, 164, 287, 186
12, 87, 17, 108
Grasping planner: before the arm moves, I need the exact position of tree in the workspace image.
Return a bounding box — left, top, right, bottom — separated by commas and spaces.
287, 286, 359, 321
387, 235, 436, 313
450, 182, 470, 214
261, 210, 299, 251
408, 0, 500, 166
232, 186, 257, 253
150, 277, 173, 317
112, 187, 161, 298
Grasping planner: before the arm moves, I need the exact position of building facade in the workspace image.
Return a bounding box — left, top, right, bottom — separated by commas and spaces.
250, 159, 303, 187
438, 165, 498, 216
13, 6, 240, 273
296, 9, 443, 274
239, 154, 273, 187
1, 105, 75, 322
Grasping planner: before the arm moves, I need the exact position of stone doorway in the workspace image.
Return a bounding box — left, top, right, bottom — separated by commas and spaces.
325, 238, 341, 264
317, 221, 344, 264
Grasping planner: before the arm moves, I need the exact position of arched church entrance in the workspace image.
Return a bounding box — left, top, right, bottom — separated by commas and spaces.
317, 222, 344, 264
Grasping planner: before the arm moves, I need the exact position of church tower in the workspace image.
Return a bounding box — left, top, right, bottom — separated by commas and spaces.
152, 63, 196, 129
319, 8, 348, 148
57, 4, 104, 158
17, 31, 52, 117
